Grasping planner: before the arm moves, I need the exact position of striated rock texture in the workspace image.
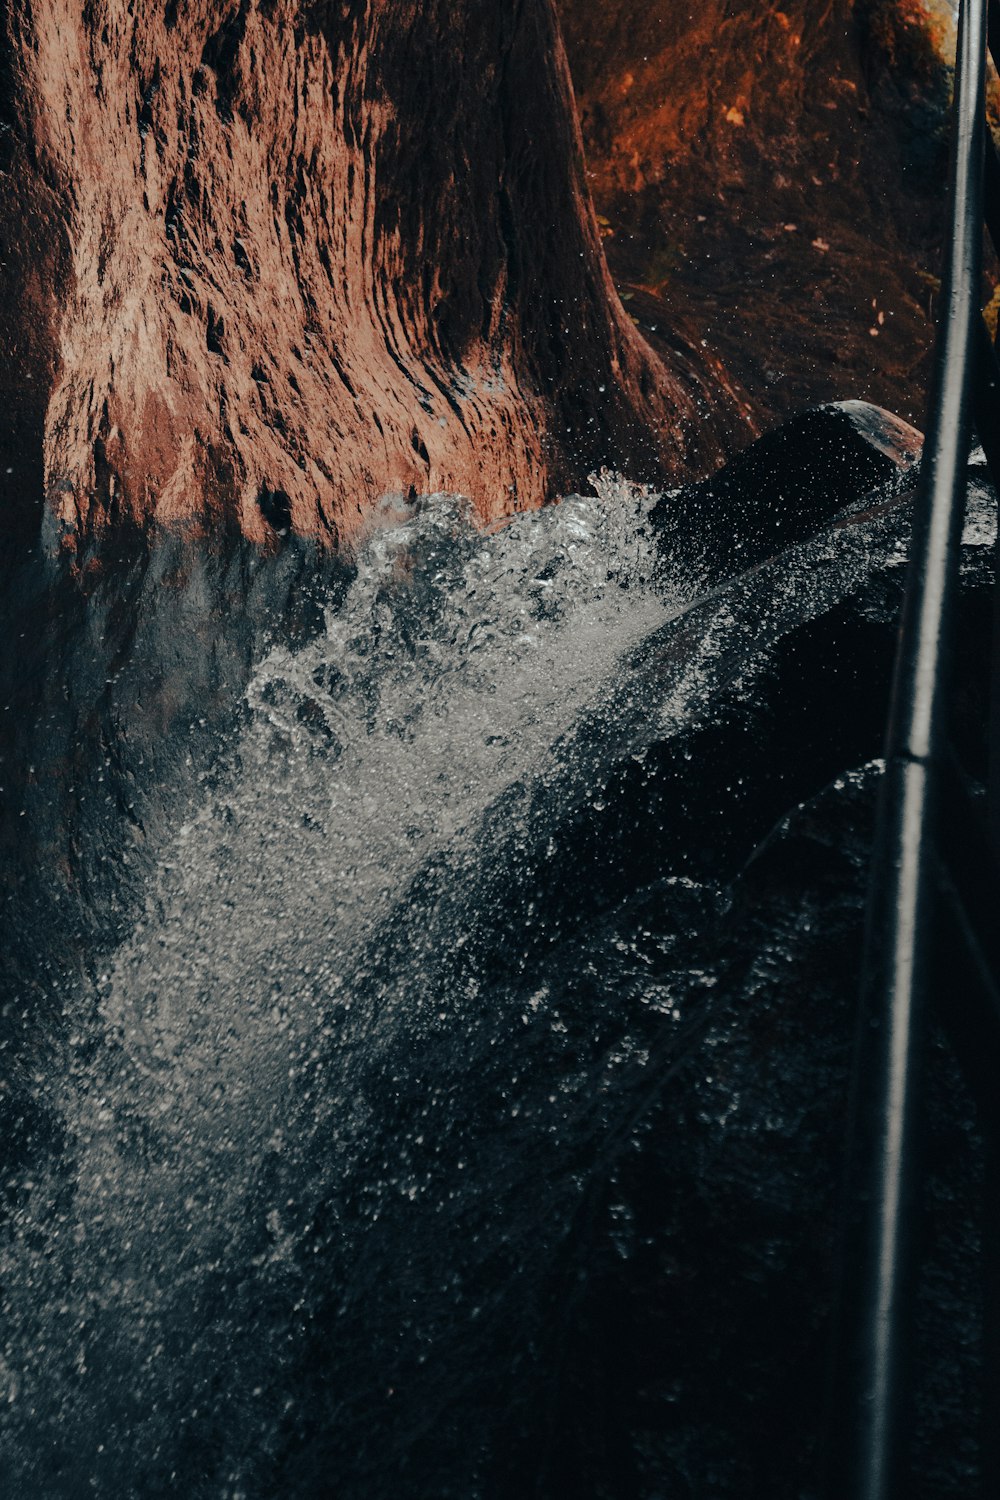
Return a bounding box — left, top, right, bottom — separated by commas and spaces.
558, 0, 951, 433
0, 0, 738, 554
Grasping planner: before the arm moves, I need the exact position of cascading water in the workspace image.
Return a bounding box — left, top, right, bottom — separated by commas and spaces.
0, 479, 691, 1496
1, 470, 992, 1497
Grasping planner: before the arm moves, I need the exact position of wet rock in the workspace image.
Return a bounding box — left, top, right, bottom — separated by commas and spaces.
520, 768, 981, 1500
652, 400, 923, 588
0, 447, 992, 1497
257, 466, 992, 1497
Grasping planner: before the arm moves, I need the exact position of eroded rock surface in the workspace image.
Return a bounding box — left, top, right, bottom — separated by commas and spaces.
559, 0, 950, 434
1, 0, 740, 554
214, 466, 994, 1499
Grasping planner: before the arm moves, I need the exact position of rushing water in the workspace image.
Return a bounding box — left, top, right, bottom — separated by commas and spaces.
0, 479, 695, 1495
1, 471, 992, 1497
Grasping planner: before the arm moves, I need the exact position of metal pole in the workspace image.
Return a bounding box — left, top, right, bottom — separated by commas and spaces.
981, 13, 1000, 1493
984, 2, 1000, 853
826, 3, 987, 1495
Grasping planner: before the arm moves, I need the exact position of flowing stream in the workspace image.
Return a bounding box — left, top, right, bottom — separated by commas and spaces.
0, 480, 696, 1496
1, 472, 992, 1497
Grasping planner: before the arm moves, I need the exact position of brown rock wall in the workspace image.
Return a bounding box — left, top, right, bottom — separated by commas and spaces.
1, 0, 731, 552
558, 0, 949, 431
561, 1, 866, 199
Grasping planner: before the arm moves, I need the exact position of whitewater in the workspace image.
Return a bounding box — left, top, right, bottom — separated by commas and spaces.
1, 466, 991, 1497
0, 478, 692, 1495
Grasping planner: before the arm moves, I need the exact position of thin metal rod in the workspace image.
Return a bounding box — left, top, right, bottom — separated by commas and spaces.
826, 2, 988, 1495
984, 20, 1000, 853
981, 19, 1000, 1492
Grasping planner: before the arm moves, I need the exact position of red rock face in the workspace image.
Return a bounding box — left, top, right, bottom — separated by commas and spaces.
0, 0, 741, 553
558, 0, 949, 433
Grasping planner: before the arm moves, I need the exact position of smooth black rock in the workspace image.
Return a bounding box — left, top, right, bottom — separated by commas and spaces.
653, 400, 923, 587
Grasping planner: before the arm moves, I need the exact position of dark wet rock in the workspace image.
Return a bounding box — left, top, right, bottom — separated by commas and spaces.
246, 469, 992, 1496
652, 400, 923, 588
522, 769, 981, 1500
1, 441, 991, 1498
